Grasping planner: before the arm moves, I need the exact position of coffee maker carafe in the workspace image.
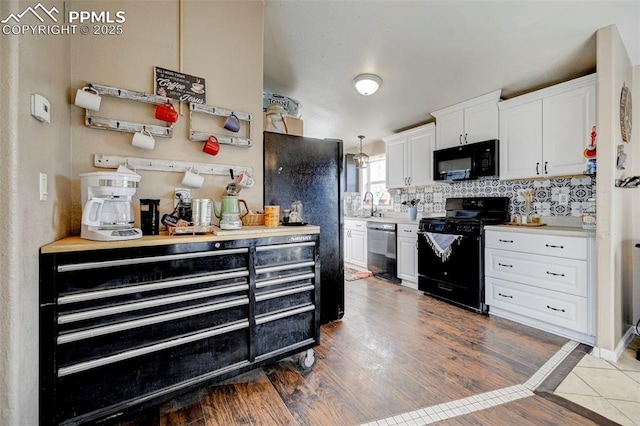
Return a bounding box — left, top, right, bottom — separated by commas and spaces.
80, 171, 142, 241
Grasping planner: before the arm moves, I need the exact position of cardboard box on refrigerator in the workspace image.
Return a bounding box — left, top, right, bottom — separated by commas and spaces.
263, 113, 303, 136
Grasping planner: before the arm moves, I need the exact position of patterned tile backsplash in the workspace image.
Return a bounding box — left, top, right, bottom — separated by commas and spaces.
346, 177, 595, 217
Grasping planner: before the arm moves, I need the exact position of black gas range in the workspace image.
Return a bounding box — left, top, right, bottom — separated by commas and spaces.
417, 197, 510, 313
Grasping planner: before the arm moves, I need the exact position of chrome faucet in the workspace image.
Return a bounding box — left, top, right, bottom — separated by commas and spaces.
363, 191, 375, 217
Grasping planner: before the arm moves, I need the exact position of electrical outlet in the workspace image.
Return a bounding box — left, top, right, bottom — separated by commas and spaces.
174, 188, 191, 207
558, 193, 569, 205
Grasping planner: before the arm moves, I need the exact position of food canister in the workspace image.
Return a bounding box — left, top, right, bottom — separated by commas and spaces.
264, 205, 280, 227
192, 199, 212, 226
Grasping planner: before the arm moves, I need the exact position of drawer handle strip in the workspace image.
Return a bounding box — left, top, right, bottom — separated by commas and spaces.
255, 284, 315, 302
498, 293, 513, 299
58, 284, 249, 324
255, 261, 315, 275
256, 242, 315, 252
546, 305, 566, 313
255, 304, 315, 325
58, 270, 249, 305
545, 244, 564, 249
57, 248, 248, 273
254, 338, 316, 363
498, 263, 513, 268
255, 273, 315, 289
498, 239, 514, 243
57, 320, 249, 377
57, 297, 249, 344
546, 271, 566, 277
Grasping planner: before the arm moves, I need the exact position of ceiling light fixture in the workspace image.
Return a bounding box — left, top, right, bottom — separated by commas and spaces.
353, 135, 369, 169
353, 73, 382, 96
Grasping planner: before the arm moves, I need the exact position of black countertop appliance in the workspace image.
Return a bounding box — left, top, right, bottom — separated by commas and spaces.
264, 131, 345, 323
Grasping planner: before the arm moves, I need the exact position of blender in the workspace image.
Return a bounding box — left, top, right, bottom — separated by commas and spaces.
80, 171, 143, 241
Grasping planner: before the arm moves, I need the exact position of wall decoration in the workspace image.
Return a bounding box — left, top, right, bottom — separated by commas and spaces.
154, 66, 206, 105
620, 83, 632, 143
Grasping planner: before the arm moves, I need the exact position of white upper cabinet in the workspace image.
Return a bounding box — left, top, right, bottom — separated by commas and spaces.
384, 123, 435, 188
499, 74, 596, 180
431, 90, 501, 150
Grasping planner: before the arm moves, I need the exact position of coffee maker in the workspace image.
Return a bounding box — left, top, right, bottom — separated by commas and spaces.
80, 171, 143, 241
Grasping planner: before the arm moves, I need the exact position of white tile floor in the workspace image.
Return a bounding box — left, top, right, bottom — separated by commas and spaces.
554, 337, 640, 426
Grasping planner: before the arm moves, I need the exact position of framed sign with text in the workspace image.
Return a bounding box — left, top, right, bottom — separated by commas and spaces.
154, 66, 206, 104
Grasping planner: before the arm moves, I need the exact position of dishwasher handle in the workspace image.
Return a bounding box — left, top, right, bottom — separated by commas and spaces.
366, 222, 396, 231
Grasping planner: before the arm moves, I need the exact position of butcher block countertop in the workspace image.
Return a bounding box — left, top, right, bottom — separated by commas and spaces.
41, 225, 320, 254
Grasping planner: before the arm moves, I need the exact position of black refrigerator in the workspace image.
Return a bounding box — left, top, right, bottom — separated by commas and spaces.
263, 131, 345, 323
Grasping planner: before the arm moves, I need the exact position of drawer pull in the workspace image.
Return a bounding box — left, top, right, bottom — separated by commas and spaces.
546, 305, 566, 313
403, 229, 415, 233
546, 271, 565, 277
255, 272, 316, 289
255, 284, 315, 302
58, 283, 250, 324
498, 263, 513, 268
545, 244, 564, 249
437, 284, 453, 292
255, 260, 315, 275
57, 297, 249, 344
256, 242, 315, 252
57, 320, 250, 377
498, 239, 514, 243
498, 293, 513, 299
58, 270, 249, 305
57, 248, 248, 272
255, 304, 315, 325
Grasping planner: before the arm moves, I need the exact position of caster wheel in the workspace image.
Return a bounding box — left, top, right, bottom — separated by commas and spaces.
298, 349, 317, 371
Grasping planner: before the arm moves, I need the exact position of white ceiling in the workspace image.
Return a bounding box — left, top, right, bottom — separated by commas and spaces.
263, 0, 640, 150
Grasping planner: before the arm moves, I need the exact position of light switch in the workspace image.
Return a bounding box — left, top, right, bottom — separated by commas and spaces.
31, 94, 51, 123
39, 173, 48, 201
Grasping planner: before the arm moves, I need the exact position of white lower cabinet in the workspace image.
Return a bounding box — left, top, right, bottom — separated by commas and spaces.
484, 228, 595, 344
344, 219, 367, 269
397, 223, 418, 289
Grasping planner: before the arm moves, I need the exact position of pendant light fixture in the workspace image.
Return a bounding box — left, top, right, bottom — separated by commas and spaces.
353, 135, 369, 169
353, 74, 382, 96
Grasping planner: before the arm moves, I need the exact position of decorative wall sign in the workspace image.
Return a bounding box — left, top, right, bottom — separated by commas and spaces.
154, 66, 206, 105
620, 83, 632, 143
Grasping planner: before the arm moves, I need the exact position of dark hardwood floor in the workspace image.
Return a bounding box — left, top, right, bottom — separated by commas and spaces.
120, 276, 597, 426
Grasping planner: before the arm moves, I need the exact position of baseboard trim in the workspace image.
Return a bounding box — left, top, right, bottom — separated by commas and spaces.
591, 325, 636, 362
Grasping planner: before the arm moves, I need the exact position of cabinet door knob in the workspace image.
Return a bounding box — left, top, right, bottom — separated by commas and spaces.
536, 162, 540, 175
459, 134, 463, 145
464, 133, 468, 144
544, 161, 548, 174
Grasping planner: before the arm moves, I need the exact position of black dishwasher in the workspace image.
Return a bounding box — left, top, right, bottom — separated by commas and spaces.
367, 221, 400, 283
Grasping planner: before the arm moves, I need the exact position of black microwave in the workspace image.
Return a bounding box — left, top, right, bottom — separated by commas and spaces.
433, 139, 499, 182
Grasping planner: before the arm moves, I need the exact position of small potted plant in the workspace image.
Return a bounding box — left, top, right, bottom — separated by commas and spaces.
402, 199, 419, 220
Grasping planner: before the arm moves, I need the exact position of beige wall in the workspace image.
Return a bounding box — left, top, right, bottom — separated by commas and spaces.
0, 1, 263, 424
595, 25, 634, 355
0, 0, 73, 424
630, 64, 640, 330
70, 0, 264, 232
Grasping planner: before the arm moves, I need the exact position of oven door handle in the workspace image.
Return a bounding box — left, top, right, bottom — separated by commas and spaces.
437, 283, 454, 292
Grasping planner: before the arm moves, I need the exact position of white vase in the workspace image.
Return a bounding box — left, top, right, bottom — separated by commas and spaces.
408, 206, 417, 221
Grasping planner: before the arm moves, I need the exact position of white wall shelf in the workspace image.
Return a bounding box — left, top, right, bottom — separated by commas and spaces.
94, 153, 253, 177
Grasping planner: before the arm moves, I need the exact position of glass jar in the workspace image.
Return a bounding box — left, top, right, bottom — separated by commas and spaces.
581, 198, 596, 229
291, 200, 303, 223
